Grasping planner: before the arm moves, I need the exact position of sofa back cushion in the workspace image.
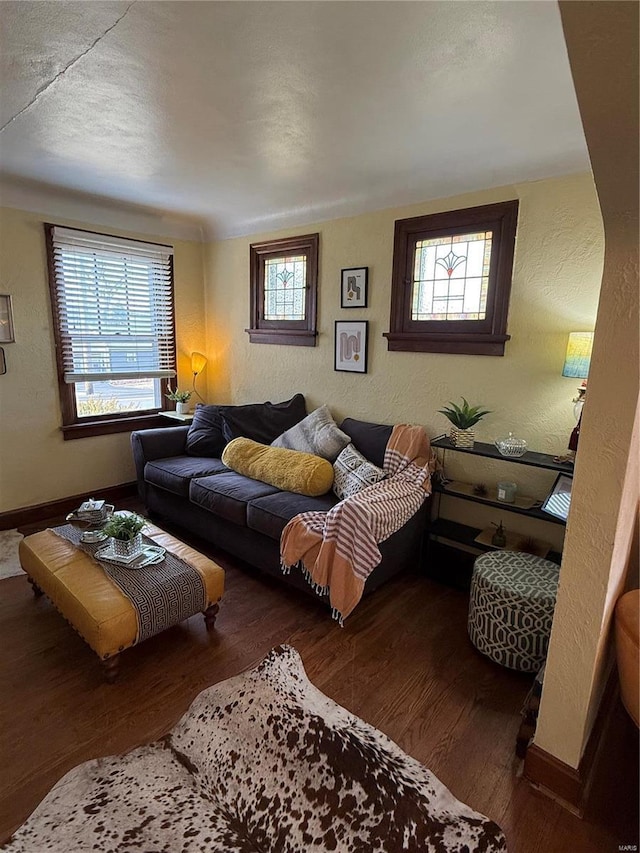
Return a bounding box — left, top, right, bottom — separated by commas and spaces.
185, 394, 306, 458
185, 404, 228, 457
221, 394, 307, 445
271, 405, 350, 462
339, 418, 393, 469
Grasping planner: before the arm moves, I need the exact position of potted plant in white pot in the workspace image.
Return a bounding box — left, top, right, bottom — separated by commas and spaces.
102, 513, 146, 559
438, 398, 491, 449
166, 388, 192, 415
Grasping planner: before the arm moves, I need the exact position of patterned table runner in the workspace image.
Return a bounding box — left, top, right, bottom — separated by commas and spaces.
51, 524, 207, 644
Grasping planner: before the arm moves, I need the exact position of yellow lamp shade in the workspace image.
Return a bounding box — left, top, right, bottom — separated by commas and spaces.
562, 332, 593, 379
191, 351, 207, 375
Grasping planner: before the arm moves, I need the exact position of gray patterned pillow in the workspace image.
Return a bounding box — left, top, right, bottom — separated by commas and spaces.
271, 405, 350, 462
332, 443, 386, 500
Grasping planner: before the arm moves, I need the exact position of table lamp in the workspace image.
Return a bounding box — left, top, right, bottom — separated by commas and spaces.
191, 351, 207, 402
562, 331, 594, 457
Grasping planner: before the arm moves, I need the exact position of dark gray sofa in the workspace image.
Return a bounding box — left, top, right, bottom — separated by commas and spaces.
131, 417, 427, 598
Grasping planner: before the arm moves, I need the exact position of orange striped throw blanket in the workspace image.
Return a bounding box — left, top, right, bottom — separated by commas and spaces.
281, 424, 436, 624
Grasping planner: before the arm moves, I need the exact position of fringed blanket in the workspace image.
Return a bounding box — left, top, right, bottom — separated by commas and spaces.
281, 424, 436, 623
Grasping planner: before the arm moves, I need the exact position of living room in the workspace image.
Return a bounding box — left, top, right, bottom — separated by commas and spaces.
0, 2, 637, 852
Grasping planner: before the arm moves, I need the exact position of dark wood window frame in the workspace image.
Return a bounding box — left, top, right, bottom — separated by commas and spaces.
246, 233, 319, 346
45, 224, 177, 440
384, 200, 519, 356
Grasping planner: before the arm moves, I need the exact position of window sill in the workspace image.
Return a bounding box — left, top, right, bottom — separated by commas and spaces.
61, 413, 169, 440
382, 332, 510, 356
245, 328, 317, 346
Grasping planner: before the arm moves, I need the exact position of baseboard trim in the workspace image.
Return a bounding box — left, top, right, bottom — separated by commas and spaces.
523, 666, 618, 814
0, 483, 138, 530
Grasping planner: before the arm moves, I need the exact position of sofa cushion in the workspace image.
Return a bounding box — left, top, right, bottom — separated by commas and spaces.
221, 394, 307, 444
222, 438, 333, 497
333, 444, 386, 500
272, 405, 350, 462
247, 491, 339, 541
190, 472, 280, 526
340, 418, 393, 469
145, 456, 228, 497
185, 404, 228, 458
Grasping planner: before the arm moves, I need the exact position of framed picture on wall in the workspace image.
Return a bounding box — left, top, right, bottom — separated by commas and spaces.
541, 473, 573, 521
335, 320, 368, 373
340, 267, 368, 308
0, 295, 14, 343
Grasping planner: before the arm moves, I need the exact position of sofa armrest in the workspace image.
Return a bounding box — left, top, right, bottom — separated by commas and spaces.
131, 426, 190, 501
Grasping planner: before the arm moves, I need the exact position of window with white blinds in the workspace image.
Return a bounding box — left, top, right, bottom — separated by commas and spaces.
49, 227, 176, 383
46, 225, 177, 431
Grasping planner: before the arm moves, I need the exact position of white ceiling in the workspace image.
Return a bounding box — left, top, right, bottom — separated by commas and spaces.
0, 1, 589, 240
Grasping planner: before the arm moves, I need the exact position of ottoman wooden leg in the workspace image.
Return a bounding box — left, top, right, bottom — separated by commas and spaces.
27, 576, 44, 598
101, 654, 120, 683
204, 603, 219, 631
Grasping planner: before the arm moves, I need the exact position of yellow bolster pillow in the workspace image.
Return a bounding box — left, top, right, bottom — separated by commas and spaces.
221, 437, 334, 497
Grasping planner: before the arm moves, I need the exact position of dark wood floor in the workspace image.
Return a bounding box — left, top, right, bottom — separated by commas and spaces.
0, 506, 637, 851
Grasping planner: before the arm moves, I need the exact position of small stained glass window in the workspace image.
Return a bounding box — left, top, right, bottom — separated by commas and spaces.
263, 255, 307, 320
248, 233, 318, 346
411, 231, 493, 321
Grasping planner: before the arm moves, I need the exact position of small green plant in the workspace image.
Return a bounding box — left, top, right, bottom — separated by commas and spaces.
103, 513, 146, 542
166, 388, 192, 403
438, 397, 492, 429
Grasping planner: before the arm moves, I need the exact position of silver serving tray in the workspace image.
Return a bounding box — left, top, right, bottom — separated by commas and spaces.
95, 543, 166, 569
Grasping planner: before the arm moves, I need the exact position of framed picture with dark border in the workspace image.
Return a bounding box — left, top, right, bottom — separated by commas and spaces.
0, 295, 14, 343
341, 267, 368, 308
335, 320, 368, 373
541, 473, 573, 521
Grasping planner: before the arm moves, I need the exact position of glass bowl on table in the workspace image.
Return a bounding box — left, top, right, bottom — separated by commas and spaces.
494, 433, 528, 458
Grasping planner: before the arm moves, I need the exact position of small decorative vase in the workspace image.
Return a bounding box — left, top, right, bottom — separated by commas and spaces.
111, 533, 143, 559
176, 402, 189, 415
450, 426, 475, 449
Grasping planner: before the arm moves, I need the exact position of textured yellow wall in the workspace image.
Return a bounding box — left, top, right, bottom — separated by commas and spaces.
205, 173, 604, 546
534, 0, 639, 770
0, 207, 205, 513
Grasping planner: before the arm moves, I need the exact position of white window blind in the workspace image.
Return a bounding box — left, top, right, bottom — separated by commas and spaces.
50, 227, 177, 383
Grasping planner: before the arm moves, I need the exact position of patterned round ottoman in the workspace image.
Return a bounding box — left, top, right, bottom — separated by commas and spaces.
468, 551, 560, 672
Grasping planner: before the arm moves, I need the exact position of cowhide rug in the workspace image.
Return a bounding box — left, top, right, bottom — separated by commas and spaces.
0, 529, 24, 580
4, 646, 506, 853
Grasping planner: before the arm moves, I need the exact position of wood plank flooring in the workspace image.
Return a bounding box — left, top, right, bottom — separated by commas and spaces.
0, 508, 637, 851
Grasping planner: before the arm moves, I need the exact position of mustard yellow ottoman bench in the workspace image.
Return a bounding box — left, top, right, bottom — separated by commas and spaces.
19, 519, 225, 681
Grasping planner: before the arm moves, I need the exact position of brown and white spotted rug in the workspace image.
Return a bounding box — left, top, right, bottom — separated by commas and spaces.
4, 646, 506, 852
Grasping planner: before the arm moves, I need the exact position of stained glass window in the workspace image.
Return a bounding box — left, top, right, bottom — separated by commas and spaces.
384, 201, 518, 355
263, 255, 307, 320
411, 231, 493, 321
248, 233, 318, 346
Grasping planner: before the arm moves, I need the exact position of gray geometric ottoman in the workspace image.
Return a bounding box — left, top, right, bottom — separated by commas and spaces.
468, 551, 560, 672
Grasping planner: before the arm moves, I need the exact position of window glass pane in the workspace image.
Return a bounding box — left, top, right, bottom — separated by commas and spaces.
263, 255, 306, 320
412, 231, 493, 320
74, 377, 161, 418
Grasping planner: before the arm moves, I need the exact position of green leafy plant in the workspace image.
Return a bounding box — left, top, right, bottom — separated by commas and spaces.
103, 513, 146, 542
438, 398, 492, 429
165, 388, 192, 403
